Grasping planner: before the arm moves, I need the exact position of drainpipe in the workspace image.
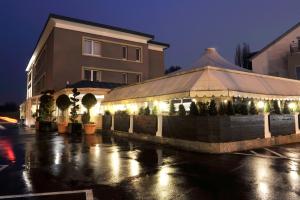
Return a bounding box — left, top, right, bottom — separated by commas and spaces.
264, 113, 271, 138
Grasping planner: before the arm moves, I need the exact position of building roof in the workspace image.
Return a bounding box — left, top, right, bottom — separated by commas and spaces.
26, 14, 169, 71
250, 21, 300, 60
103, 49, 300, 103
66, 80, 124, 89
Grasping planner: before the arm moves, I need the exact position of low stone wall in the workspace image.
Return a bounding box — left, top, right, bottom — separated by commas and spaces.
133, 115, 157, 135
112, 130, 300, 154
114, 114, 130, 132
269, 114, 295, 136
102, 115, 112, 130
162, 115, 264, 142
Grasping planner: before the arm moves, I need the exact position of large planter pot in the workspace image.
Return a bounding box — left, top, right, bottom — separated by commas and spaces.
38, 121, 56, 132
68, 123, 82, 134
57, 121, 68, 134
35, 121, 39, 131
84, 123, 96, 134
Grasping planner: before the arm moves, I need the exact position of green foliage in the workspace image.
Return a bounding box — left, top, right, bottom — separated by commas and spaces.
81, 93, 97, 123
38, 90, 55, 121
249, 100, 258, 115
272, 100, 281, 114
81, 112, 90, 124
178, 104, 186, 116
226, 101, 235, 115
240, 101, 248, 115
152, 106, 158, 116
115, 110, 129, 116
56, 94, 71, 119
198, 102, 209, 116
264, 101, 271, 113
208, 99, 218, 116
218, 102, 226, 115
169, 101, 176, 116
144, 106, 150, 116
104, 110, 111, 115
70, 88, 80, 123
282, 101, 290, 114
189, 102, 199, 116
138, 107, 144, 115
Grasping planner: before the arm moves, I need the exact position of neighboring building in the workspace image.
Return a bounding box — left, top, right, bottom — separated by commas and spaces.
22, 14, 169, 126
251, 21, 300, 79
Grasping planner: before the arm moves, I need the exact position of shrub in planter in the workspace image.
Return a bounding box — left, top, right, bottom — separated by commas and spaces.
81, 93, 97, 134
68, 88, 82, 134
104, 110, 111, 115
138, 107, 145, 115
169, 101, 176, 116
144, 106, 150, 116
208, 99, 218, 116
189, 101, 199, 116
240, 101, 248, 115
272, 100, 281, 114
152, 106, 158, 116
226, 101, 235, 115
38, 90, 56, 132
198, 102, 209, 116
282, 101, 290, 114
249, 100, 258, 115
178, 104, 186, 116
218, 102, 226, 115
56, 94, 71, 133
264, 101, 271, 113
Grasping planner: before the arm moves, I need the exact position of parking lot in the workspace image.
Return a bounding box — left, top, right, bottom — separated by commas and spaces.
1, 126, 300, 199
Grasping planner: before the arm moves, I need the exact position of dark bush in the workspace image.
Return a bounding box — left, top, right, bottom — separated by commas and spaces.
240, 101, 248, 115
198, 102, 209, 116
226, 101, 235, 115
264, 101, 270, 113
169, 101, 176, 115
152, 106, 158, 115
144, 106, 150, 115
282, 101, 290, 114
272, 100, 281, 114
208, 99, 218, 116
178, 104, 186, 116
218, 102, 226, 115
249, 100, 258, 115
81, 112, 90, 124
138, 107, 144, 115
189, 102, 199, 116
70, 88, 80, 123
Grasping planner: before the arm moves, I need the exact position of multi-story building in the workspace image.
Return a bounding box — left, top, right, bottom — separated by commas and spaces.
251, 21, 300, 79
21, 14, 169, 126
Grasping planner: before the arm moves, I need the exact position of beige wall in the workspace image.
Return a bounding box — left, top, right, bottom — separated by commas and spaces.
252, 26, 300, 78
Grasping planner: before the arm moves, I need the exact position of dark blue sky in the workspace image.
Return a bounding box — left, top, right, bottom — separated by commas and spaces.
1, 0, 300, 104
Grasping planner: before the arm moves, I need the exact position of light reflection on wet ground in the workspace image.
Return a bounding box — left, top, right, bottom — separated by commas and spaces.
0, 127, 300, 199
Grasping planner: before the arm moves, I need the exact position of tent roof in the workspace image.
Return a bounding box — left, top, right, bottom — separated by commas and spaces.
103, 65, 300, 103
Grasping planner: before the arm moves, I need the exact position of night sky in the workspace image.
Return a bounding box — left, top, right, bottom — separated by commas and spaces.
1, 0, 300, 104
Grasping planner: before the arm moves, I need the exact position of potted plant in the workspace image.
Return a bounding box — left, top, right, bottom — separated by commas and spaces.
37, 90, 56, 132
81, 93, 97, 134
56, 94, 71, 133
68, 88, 82, 134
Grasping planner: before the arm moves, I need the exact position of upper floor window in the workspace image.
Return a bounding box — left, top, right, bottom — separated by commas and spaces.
136, 48, 141, 61
83, 38, 101, 56
122, 46, 128, 59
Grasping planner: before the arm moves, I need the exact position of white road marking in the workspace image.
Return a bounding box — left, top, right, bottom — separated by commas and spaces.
264, 148, 287, 158
0, 189, 93, 199
0, 165, 8, 172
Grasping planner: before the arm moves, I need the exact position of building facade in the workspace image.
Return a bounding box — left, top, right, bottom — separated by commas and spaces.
22, 14, 169, 126
251, 22, 300, 79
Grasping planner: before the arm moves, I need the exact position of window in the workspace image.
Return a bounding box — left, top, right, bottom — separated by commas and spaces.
122, 46, 127, 59
135, 48, 141, 61
122, 73, 128, 84
136, 74, 141, 82
84, 69, 91, 80
83, 38, 101, 56
84, 69, 101, 82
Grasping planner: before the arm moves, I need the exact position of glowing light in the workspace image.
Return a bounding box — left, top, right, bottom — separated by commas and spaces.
130, 159, 140, 177
223, 99, 228, 103
158, 101, 169, 113
257, 101, 265, 109
192, 99, 197, 103
128, 104, 138, 114
110, 147, 120, 182
158, 166, 170, 186
0, 116, 18, 123
288, 102, 296, 111
258, 182, 269, 196
0, 139, 16, 162
22, 170, 32, 191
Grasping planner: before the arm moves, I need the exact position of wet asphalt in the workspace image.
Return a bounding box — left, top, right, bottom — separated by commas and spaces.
0, 126, 300, 200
